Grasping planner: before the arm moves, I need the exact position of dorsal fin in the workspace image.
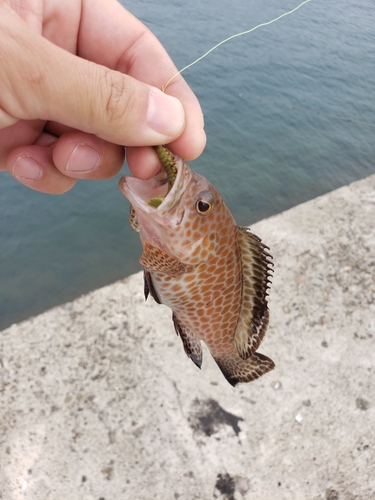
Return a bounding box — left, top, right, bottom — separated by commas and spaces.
234, 227, 273, 360
140, 242, 192, 276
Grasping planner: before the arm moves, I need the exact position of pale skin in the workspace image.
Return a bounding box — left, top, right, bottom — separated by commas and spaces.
0, 0, 206, 194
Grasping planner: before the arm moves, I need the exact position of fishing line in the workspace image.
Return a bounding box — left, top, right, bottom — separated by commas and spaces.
162, 0, 312, 92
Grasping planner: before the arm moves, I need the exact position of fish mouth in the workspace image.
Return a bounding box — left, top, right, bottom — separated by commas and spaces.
118, 154, 190, 223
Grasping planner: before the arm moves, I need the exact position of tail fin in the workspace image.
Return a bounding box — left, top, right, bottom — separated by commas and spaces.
215, 352, 275, 387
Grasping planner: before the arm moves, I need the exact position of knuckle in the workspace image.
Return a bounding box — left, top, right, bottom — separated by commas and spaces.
102, 70, 134, 124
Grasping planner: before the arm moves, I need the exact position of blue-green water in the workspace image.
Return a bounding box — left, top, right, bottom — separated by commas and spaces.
1, 0, 374, 330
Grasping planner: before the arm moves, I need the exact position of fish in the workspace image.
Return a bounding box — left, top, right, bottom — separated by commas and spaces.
119, 146, 274, 386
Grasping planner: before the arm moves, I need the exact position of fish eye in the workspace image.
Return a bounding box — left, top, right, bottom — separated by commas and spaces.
196, 200, 213, 215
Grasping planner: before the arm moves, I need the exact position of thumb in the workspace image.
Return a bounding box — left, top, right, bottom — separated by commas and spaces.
0, 10, 185, 146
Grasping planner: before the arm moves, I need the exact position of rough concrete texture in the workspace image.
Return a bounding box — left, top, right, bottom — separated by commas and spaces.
1, 174, 375, 500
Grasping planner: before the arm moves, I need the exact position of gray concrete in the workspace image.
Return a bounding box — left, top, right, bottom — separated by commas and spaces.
1, 174, 375, 500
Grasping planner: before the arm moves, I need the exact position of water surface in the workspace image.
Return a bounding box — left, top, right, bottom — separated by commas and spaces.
1, 0, 374, 329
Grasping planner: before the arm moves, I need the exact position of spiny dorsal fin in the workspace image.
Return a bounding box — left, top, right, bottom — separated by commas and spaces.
173, 314, 203, 368
234, 227, 273, 360
140, 242, 192, 276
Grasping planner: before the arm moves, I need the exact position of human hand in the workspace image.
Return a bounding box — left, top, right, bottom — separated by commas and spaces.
0, 0, 206, 194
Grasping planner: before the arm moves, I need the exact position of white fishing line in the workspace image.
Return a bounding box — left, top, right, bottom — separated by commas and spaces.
162, 0, 312, 92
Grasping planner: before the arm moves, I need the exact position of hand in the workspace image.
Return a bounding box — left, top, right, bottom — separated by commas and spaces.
0, 0, 206, 194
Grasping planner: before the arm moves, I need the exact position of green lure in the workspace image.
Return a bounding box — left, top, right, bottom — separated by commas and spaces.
129, 145, 178, 232
148, 146, 177, 208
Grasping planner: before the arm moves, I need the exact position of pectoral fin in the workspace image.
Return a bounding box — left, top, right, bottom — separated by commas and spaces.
234, 227, 273, 360
140, 242, 191, 276
173, 314, 202, 368
129, 206, 140, 232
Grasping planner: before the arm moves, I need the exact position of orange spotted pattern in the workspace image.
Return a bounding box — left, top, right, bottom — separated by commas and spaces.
119, 152, 274, 386
151, 199, 242, 358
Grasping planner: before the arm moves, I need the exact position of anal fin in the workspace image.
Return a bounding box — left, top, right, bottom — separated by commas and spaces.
215, 352, 275, 387
173, 314, 202, 368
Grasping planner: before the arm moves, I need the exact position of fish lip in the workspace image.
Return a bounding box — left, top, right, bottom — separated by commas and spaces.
119, 155, 189, 220
118, 175, 166, 216
157, 156, 189, 217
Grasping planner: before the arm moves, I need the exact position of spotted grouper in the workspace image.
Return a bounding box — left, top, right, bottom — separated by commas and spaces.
119, 146, 274, 386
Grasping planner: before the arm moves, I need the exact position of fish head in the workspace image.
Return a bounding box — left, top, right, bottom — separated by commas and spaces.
119, 155, 233, 266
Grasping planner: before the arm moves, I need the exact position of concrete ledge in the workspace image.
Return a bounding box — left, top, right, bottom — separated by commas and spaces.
1, 174, 375, 500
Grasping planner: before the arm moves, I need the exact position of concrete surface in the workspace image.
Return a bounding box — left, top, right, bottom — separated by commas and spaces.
1, 174, 375, 500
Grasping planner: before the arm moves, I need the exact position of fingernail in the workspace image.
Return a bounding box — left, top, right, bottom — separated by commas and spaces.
147, 88, 185, 135
66, 144, 100, 172
12, 156, 42, 180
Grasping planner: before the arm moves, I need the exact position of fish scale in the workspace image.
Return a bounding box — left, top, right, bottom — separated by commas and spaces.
119, 146, 274, 386
151, 208, 242, 357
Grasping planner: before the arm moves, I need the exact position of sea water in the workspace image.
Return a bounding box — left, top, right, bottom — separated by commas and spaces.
1, 0, 374, 329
